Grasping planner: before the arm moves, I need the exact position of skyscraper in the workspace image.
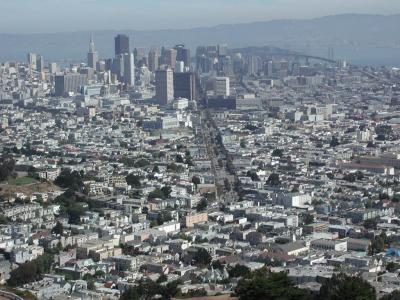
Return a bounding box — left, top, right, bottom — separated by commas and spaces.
87, 35, 98, 69
49, 62, 58, 74
215, 77, 230, 97
113, 54, 125, 81
123, 52, 135, 86
114, 34, 130, 56
164, 49, 177, 70
55, 74, 88, 96
148, 50, 159, 72
155, 67, 174, 106
174, 44, 191, 68
173, 72, 197, 101
27, 53, 37, 70
36, 55, 44, 73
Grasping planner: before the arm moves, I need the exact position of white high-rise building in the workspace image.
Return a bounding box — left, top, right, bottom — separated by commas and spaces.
155, 67, 174, 106
175, 61, 184, 73
36, 55, 44, 72
215, 77, 230, 97
49, 62, 58, 74
123, 52, 135, 87
27, 53, 37, 70
87, 35, 98, 70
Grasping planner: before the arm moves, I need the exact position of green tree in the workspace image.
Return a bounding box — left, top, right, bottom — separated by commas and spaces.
54, 169, 84, 191
228, 265, 251, 278
364, 218, 378, 230
319, 273, 376, 300
267, 173, 281, 186
303, 213, 314, 225
369, 234, 386, 255
193, 248, 212, 267
176, 154, 184, 163
8, 253, 54, 286
134, 159, 150, 168
247, 171, 260, 182
126, 174, 141, 188
0, 155, 15, 182
161, 186, 172, 198
381, 290, 400, 300
51, 221, 64, 235
196, 198, 208, 212
235, 269, 312, 300
192, 176, 201, 187
272, 149, 284, 158
386, 262, 400, 273
330, 136, 340, 147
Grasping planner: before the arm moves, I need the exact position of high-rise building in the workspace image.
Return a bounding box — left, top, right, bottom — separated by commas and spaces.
49, 62, 58, 74
114, 34, 130, 56
36, 55, 44, 73
173, 72, 196, 101
113, 54, 125, 81
175, 61, 184, 73
218, 55, 232, 76
87, 35, 98, 69
218, 44, 228, 57
134, 47, 146, 64
266, 60, 274, 78
174, 44, 191, 68
148, 50, 159, 72
215, 77, 230, 97
123, 52, 135, 86
155, 67, 174, 106
27, 53, 37, 70
247, 56, 261, 76
96, 60, 106, 72
55, 74, 88, 96
165, 49, 177, 70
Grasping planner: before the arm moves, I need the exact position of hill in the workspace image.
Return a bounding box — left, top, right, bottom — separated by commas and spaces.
1, 14, 400, 65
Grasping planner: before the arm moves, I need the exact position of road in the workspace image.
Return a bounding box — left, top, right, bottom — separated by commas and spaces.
199, 109, 238, 204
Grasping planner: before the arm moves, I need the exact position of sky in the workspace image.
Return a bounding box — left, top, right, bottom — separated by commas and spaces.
1, 0, 400, 33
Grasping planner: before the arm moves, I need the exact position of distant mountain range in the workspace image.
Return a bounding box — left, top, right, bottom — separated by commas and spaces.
1, 14, 400, 65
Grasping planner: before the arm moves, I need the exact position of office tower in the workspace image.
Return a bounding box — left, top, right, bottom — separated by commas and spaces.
123, 52, 135, 86
49, 62, 58, 74
113, 54, 125, 81
55, 74, 88, 96
215, 77, 230, 97
165, 49, 177, 69
36, 55, 44, 72
105, 58, 114, 71
134, 47, 146, 64
96, 60, 106, 72
87, 35, 98, 69
266, 60, 273, 78
291, 62, 300, 76
175, 61, 184, 73
218, 55, 232, 76
173, 72, 196, 101
114, 34, 130, 56
174, 44, 191, 68
248, 56, 260, 76
218, 44, 228, 57
79, 67, 95, 81
232, 53, 244, 74
155, 67, 174, 106
27, 53, 37, 70
148, 49, 159, 72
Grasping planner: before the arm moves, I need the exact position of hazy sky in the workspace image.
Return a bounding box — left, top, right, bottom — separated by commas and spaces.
1, 0, 400, 33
